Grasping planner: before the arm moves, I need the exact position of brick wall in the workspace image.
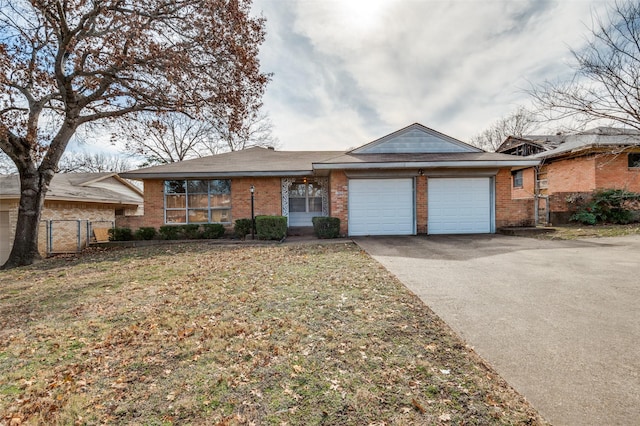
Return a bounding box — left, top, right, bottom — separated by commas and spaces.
232, 177, 282, 220
329, 171, 349, 235
595, 153, 640, 191
136, 178, 283, 231
139, 179, 165, 229
512, 167, 536, 200
1, 200, 116, 258
547, 155, 596, 193
495, 169, 536, 228
416, 175, 427, 234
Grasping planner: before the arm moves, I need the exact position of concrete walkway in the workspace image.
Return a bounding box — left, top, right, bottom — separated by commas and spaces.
355, 234, 640, 426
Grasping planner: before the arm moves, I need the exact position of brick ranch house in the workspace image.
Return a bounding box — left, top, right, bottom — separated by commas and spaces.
120, 123, 540, 236
497, 127, 640, 224
0, 172, 143, 264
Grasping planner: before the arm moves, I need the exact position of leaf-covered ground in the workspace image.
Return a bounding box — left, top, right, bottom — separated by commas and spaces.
0, 242, 546, 425
536, 223, 640, 239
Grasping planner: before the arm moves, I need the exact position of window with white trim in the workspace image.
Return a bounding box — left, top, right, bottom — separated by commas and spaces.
164, 179, 231, 224
289, 181, 323, 213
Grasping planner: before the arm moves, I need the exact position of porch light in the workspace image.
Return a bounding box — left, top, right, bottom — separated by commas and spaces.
250, 184, 255, 240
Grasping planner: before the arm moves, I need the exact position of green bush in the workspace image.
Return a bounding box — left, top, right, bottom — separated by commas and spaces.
181, 224, 201, 239
159, 225, 181, 240
134, 227, 157, 240
202, 223, 225, 239
571, 189, 640, 225
108, 227, 133, 241
312, 216, 341, 239
256, 215, 287, 240
234, 218, 254, 239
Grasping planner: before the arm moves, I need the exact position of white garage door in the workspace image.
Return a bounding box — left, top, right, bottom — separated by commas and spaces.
0, 212, 10, 265
428, 178, 492, 234
349, 179, 414, 236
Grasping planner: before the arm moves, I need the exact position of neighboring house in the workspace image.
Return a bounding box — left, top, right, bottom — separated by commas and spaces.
120, 123, 539, 237
0, 172, 143, 264
497, 127, 640, 224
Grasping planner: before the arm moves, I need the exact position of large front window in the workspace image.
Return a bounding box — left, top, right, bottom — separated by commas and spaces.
289, 181, 323, 213
164, 179, 231, 224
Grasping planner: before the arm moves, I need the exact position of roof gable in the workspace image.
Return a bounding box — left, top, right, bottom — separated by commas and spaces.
350, 123, 482, 154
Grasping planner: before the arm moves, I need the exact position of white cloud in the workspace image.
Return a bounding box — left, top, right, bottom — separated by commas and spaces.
255, 0, 615, 149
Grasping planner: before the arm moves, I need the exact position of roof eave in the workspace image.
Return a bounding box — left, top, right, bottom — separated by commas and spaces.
119, 170, 314, 180
313, 160, 540, 169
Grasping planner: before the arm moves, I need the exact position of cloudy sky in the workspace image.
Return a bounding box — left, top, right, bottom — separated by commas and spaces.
252, 0, 615, 151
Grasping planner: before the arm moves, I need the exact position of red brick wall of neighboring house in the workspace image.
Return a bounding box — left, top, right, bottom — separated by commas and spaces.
416, 175, 427, 234
512, 167, 536, 200
595, 152, 640, 191
329, 171, 349, 235
495, 169, 536, 228
547, 155, 597, 193
231, 177, 282, 220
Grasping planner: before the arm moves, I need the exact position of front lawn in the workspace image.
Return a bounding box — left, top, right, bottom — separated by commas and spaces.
0, 243, 545, 425
537, 223, 640, 239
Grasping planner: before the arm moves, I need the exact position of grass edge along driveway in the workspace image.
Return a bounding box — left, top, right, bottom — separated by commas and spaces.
0, 242, 546, 425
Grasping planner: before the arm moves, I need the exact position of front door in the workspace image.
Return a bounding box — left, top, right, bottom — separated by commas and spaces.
288, 180, 324, 226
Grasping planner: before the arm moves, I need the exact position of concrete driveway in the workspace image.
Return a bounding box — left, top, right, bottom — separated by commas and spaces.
355, 234, 640, 426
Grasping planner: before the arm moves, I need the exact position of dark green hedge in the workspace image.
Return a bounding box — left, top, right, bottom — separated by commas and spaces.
108, 227, 133, 241
256, 215, 287, 240
134, 227, 157, 240
234, 218, 254, 239
202, 223, 225, 239
312, 216, 341, 239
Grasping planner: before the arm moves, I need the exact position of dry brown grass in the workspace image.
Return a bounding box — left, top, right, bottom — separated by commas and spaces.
0, 242, 546, 425
537, 223, 640, 240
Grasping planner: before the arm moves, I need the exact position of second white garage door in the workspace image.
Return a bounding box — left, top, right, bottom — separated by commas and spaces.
428, 177, 492, 234
349, 178, 414, 236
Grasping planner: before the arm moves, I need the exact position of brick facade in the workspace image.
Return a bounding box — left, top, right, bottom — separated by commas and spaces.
495, 169, 536, 228
232, 177, 282, 220
533, 152, 640, 224
416, 175, 428, 234
1, 200, 118, 260
328, 171, 349, 235
131, 168, 536, 237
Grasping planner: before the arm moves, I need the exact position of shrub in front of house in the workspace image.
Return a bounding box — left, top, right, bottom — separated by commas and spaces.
134, 227, 157, 240
256, 215, 287, 240
159, 225, 181, 240
180, 224, 201, 239
312, 216, 341, 239
234, 218, 253, 239
570, 188, 640, 225
108, 227, 133, 241
201, 223, 225, 239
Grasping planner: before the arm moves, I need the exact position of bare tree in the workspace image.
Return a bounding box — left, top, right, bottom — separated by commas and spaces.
119, 109, 279, 165
0, 0, 268, 268
531, 1, 640, 129
470, 107, 539, 151
207, 110, 279, 154
58, 151, 131, 173
119, 112, 215, 165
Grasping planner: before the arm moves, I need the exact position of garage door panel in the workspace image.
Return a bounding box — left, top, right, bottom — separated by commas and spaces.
428, 178, 492, 234
349, 179, 414, 236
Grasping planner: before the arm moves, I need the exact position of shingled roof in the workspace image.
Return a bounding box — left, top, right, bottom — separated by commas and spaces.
0, 173, 143, 206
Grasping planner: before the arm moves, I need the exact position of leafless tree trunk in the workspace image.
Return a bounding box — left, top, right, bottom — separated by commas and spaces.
0, 0, 268, 268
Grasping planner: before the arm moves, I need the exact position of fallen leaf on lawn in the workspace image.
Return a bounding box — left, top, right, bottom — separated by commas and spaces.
411, 398, 426, 413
